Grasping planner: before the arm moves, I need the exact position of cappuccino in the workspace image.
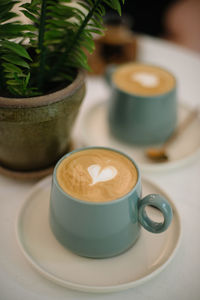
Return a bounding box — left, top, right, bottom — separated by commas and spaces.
56, 148, 137, 202
112, 63, 175, 96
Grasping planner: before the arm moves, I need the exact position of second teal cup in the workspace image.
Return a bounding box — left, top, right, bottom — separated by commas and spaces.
107, 63, 177, 145
49, 147, 173, 258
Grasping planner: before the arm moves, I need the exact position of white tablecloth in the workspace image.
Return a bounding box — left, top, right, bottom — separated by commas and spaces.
0, 36, 200, 300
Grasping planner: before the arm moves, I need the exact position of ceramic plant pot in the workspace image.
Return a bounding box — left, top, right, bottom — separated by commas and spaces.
0, 70, 85, 172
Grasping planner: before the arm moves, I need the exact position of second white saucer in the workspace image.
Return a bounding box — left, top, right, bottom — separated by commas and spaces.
79, 101, 200, 172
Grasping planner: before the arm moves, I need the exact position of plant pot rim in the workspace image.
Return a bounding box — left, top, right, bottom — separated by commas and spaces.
0, 69, 85, 108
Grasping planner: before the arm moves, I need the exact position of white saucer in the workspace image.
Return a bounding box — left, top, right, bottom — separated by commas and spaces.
16, 176, 181, 293
79, 101, 200, 172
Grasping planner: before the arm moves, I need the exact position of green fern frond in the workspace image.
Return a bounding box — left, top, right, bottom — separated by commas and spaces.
0, 1, 19, 22
46, 0, 124, 82
0, 1, 36, 97
0, 0, 125, 97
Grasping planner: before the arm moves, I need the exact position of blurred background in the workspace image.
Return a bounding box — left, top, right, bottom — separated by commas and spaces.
88, 0, 200, 74
107, 0, 200, 52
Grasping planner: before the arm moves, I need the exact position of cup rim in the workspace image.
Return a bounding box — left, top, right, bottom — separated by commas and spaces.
110, 62, 177, 98
53, 146, 141, 206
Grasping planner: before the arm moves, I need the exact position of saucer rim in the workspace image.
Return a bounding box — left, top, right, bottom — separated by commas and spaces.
15, 175, 182, 293
80, 101, 200, 173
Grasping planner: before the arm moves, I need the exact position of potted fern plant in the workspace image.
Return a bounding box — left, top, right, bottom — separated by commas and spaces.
0, 0, 124, 177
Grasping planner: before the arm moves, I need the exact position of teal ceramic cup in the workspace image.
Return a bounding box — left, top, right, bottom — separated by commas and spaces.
49, 147, 173, 258
107, 63, 177, 145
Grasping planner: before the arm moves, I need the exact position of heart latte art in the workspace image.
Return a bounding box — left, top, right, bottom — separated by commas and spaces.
87, 164, 117, 185
56, 149, 138, 202
112, 63, 175, 96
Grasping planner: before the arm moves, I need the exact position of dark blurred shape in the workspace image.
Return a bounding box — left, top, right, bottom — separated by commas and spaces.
88, 0, 200, 74
115, 0, 200, 52
120, 0, 176, 37
88, 14, 137, 75
103, 12, 133, 29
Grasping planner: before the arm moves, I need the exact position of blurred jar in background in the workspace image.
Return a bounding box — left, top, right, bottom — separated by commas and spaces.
87, 0, 200, 75
87, 14, 137, 75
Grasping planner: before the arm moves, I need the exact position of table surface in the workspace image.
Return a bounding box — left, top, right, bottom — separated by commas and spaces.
0, 36, 200, 300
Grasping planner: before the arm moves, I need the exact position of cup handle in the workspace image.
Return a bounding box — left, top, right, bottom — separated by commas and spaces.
138, 194, 173, 233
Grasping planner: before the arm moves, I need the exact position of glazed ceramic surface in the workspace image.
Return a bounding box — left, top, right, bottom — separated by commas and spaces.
49, 147, 172, 258
80, 101, 200, 172
107, 64, 177, 145
0, 70, 85, 171
2, 35, 200, 300
16, 176, 181, 293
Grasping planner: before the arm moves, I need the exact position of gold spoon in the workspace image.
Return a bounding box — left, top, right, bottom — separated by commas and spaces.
146, 108, 198, 162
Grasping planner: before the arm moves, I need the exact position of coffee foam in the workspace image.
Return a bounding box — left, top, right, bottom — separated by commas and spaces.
56, 149, 138, 202
131, 72, 159, 88
112, 63, 175, 96
88, 164, 117, 185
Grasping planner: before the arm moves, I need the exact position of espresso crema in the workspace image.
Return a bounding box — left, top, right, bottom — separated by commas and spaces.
112, 63, 175, 96
56, 149, 138, 202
